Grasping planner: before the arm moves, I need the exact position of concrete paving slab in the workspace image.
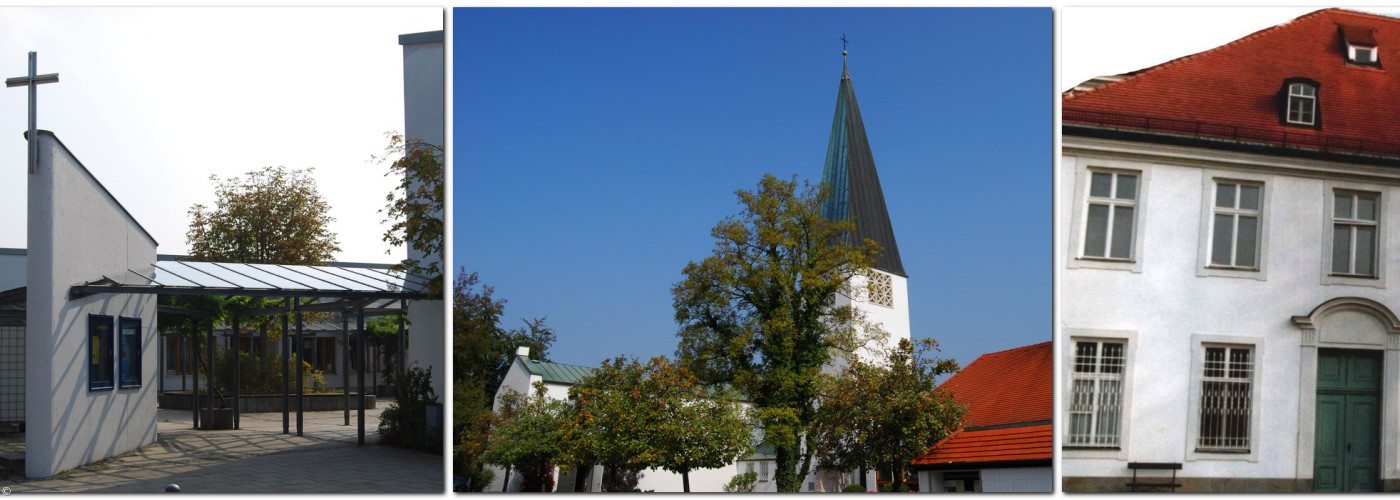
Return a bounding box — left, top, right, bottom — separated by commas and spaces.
0, 400, 443, 493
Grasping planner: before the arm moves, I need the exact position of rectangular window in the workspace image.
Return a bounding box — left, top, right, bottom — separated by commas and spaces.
869, 272, 893, 308
1287, 83, 1316, 125
164, 334, 191, 374
315, 337, 337, 374
1198, 346, 1253, 451
1350, 44, 1377, 64
1082, 171, 1138, 260
89, 315, 114, 391
1210, 182, 1263, 269
1067, 341, 1124, 448
118, 317, 141, 389
759, 461, 770, 482
1332, 191, 1379, 277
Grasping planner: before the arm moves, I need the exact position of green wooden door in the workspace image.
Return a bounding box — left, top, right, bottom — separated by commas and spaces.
1314, 349, 1381, 492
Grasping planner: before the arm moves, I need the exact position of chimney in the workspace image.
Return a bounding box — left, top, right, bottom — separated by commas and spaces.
516, 346, 530, 359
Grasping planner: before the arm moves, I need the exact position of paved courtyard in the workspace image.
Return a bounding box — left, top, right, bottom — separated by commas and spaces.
0, 401, 444, 493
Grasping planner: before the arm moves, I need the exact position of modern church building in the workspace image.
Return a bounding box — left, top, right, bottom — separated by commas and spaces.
1062, 9, 1400, 492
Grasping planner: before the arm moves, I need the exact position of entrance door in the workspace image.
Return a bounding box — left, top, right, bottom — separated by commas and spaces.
1314, 349, 1381, 492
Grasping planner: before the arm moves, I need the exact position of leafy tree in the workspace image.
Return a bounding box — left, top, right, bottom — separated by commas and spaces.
646, 357, 753, 492
484, 383, 570, 492
377, 133, 444, 298
809, 338, 964, 492
561, 355, 754, 492
187, 165, 339, 265
380, 366, 442, 453
672, 174, 884, 491
725, 471, 759, 493
557, 357, 658, 491
452, 269, 555, 486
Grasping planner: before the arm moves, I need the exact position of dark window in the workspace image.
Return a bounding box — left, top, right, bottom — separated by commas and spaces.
89, 315, 114, 390
118, 317, 141, 389
164, 334, 192, 374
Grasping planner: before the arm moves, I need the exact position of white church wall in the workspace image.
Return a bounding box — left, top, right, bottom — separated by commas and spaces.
26, 132, 158, 478
1060, 143, 1400, 484
400, 30, 446, 401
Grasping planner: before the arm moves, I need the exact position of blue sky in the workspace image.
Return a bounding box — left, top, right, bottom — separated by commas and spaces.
454, 7, 1050, 371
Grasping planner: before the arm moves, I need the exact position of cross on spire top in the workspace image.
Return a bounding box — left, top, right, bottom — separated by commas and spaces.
6, 51, 60, 173
841, 33, 849, 56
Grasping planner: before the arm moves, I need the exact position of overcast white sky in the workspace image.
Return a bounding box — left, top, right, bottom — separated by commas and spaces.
1061, 7, 1379, 92
0, 7, 441, 263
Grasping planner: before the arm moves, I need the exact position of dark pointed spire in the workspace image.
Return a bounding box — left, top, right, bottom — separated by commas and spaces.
820, 56, 906, 277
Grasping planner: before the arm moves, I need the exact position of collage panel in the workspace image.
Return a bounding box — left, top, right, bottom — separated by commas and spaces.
1062, 6, 1400, 493
0, 7, 447, 493
454, 6, 1050, 493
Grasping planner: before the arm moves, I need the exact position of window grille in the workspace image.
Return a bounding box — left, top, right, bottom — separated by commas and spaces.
1198, 346, 1253, 451
0, 325, 23, 425
1210, 182, 1263, 269
759, 461, 770, 482
1332, 191, 1379, 277
1067, 341, 1124, 447
869, 272, 893, 308
1083, 171, 1138, 260
1287, 83, 1316, 125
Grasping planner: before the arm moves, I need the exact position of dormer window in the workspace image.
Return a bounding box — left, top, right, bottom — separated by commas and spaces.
1286, 82, 1316, 126
1349, 43, 1377, 64
1339, 25, 1380, 67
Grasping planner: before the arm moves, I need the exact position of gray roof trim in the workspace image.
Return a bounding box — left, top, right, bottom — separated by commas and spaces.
399, 30, 443, 45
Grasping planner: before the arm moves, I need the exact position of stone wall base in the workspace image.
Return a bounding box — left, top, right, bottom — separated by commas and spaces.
1063, 476, 1312, 493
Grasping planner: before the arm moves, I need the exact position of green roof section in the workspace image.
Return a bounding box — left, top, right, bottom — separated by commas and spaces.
742, 442, 777, 461
521, 358, 596, 385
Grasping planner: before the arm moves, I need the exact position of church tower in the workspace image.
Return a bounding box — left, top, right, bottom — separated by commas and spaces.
820, 56, 910, 364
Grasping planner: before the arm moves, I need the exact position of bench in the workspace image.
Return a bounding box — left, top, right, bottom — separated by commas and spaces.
1127, 462, 1182, 492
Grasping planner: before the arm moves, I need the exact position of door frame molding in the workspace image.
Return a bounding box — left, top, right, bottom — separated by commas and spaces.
1292, 297, 1400, 489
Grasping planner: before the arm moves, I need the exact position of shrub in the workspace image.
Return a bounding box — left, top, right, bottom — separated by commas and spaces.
724, 471, 757, 493
212, 349, 324, 395
379, 366, 441, 453
843, 484, 867, 492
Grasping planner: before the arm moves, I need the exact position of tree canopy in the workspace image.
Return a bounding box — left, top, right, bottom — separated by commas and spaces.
187, 165, 339, 265
559, 356, 753, 492
483, 383, 570, 492
672, 173, 885, 491
377, 133, 445, 298
453, 269, 555, 489
810, 338, 964, 492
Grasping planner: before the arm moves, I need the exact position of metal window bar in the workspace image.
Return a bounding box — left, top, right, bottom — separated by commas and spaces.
1068, 341, 1124, 447
1199, 347, 1253, 451
0, 325, 24, 425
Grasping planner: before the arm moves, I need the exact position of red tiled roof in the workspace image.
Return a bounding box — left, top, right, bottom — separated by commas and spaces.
939, 341, 1051, 429
1065, 9, 1400, 151
910, 424, 1052, 468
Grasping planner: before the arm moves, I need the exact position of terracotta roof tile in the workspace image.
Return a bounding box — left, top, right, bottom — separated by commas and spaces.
911, 424, 1052, 467
1065, 9, 1400, 150
939, 341, 1052, 428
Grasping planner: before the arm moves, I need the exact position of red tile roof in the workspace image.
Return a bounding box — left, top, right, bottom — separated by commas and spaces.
939, 341, 1052, 429
910, 424, 1052, 468
1065, 9, 1400, 155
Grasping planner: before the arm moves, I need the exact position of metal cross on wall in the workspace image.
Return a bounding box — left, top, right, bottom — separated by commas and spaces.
5, 52, 60, 174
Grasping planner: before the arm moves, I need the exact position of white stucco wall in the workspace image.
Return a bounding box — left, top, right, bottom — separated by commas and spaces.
26, 132, 158, 478
1061, 137, 1400, 484
400, 31, 446, 401
918, 467, 1052, 493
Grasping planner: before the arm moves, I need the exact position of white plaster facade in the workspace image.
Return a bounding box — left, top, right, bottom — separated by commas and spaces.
398, 30, 446, 401
1061, 136, 1400, 490
25, 132, 158, 478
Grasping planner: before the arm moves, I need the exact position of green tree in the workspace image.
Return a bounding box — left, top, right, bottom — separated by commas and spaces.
484, 383, 570, 492
809, 338, 965, 492
452, 269, 555, 486
672, 174, 885, 491
557, 357, 658, 492
187, 165, 339, 265
646, 357, 753, 492
377, 133, 444, 298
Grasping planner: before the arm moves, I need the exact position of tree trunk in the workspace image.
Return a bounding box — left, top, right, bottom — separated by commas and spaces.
775, 440, 801, 492
682, 469, 691, 493
501, 465, 512, 492
575, 465, 590, 492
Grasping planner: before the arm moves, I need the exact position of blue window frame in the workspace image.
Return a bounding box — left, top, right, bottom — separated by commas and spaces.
118, 317, 141, 389
89, 314, 114, 390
